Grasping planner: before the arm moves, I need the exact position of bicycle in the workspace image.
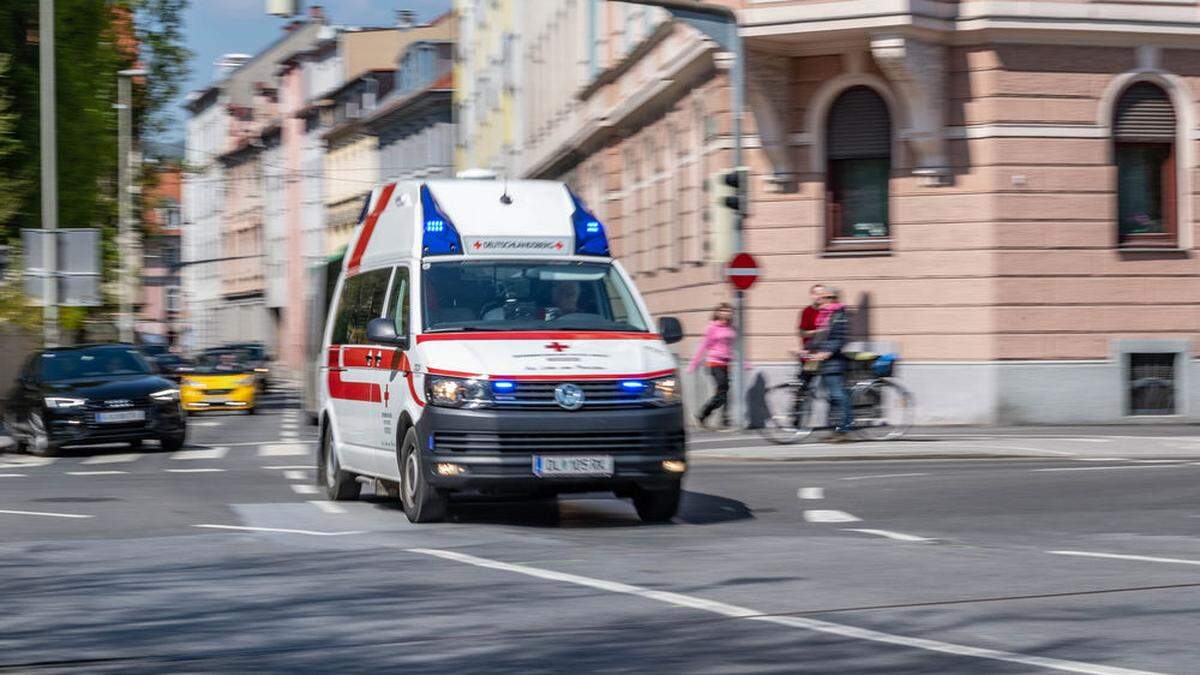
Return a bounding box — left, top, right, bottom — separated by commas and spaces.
758, 352, 914, 445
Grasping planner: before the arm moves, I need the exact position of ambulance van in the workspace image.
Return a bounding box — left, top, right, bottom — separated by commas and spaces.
317, 177, 687, 523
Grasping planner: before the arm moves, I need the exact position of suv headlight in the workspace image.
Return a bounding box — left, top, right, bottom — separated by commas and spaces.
651, 375, 680, 406
150, 388, 180, 402
45, 397, 86, 409
426, 375, 490, 408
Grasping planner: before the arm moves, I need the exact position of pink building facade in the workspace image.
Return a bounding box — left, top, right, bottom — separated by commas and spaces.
510, 0, 1200, 424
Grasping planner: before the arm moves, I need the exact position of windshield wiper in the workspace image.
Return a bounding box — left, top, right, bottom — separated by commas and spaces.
424, 326, 495, 333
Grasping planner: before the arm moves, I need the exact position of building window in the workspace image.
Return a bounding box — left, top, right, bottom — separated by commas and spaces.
1127, 352, 1176, 415
1114, 82, 1177, 247
825, 86, 891, 250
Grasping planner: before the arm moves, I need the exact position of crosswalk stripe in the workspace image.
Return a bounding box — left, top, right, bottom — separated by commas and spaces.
308, 500, 346, 514
165, 468, 226, 473
172, 447, 229, 460
290, 484, 319, 495
283, 470, 309, 481
0, 456, 56, 469
66, 470, 127, 476
260, 443, 308, 457
82, 453, 142, 465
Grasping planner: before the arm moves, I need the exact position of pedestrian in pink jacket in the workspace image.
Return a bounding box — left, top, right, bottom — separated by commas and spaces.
688, 303, 736, 429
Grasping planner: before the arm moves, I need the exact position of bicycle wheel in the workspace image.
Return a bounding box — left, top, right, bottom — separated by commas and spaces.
758, 382, 816, 445
852, 379, 914, 441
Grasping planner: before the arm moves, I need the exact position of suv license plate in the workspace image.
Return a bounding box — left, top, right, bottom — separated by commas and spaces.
96, 410, 145, 424
533, 455, 613, 477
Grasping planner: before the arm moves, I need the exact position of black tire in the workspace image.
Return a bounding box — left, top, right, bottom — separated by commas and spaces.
27, 413, 58, 457
246, 405, 256, 416
853, 379, 914, 442
759, 382, 816, 445
632, 483, 681, 523
159, 433, 186, 453
128, 439, 143, 451
318, 423, 360, 501
400, 428, 447, 523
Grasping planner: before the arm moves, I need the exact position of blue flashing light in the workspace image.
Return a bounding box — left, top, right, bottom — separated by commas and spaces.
619, 380, 647, 392
568, 188, 610, 256
492, 380, 517, 392
420, 185, 462, 255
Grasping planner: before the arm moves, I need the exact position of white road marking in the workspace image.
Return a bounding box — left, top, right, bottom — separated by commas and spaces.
192, 421, 222, 427
283, 470, 309, 481
165, 468, 226, 474
261, 464, 311, 470
172, 447, 228, 460
0, 473, 26, 477
409, 548, 1154, 675
0, 456, 56, 469
259, 443, 309, 457
1032, 465, 1194, 473
82, 453, 142, 465
65, 470, 127, 476
841, 473, 928, 481
290, 484, 319, 495
0, 508, 93, 519
281, 423, 298, 430
1128, 459, 1187, 464
193, 524, 364, 536
804, 509, 861, 523
797, 487, 824, 500
225, 440, 314, 448
1071, 457, 1131, 462
844, 528, 936, 543
1055, 438, 1114, 443
1049, 550, 1200, 567
308, 500, 346, 514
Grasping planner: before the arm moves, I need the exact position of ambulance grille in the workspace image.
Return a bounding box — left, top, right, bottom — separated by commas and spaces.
491, 381, 652, 409
433, 430, 686, 455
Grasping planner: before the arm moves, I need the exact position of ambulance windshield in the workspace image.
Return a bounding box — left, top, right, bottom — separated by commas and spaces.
422, 261, 649, 333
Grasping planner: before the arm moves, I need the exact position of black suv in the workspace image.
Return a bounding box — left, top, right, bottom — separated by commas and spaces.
3, 344, 187, 456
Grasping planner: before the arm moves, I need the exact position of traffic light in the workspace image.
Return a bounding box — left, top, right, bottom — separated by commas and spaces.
708, 167, 748, 264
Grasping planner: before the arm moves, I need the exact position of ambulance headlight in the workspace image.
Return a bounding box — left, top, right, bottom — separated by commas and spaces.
426, 376, 490, 408
651, 375, 680, 406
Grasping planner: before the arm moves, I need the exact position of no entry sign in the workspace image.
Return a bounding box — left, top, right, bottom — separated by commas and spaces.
726, 252, 759, 290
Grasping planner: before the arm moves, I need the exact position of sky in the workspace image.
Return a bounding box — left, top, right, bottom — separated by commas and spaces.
164, 0, 451, 146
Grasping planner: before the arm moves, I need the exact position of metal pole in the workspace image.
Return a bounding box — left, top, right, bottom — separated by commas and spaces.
38, 0, 58, 348
729, 21, 746, 429
117, 73, 133, 343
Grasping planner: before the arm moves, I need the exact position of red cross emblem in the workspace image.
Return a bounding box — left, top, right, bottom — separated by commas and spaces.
473, 240, 483, 249
554, 241, 564, 250
383, 384, 390, 404
545, 342, 569, 352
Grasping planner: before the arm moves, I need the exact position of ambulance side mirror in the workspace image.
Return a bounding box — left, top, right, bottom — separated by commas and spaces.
658, 316, 683, 345
367, 317, 409, 350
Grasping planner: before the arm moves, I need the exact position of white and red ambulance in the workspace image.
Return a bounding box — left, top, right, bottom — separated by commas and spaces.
317, 177, 687, 523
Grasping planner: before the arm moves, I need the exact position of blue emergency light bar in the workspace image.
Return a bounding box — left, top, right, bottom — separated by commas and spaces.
420, 185, 463, 256
568, 189, 610, 257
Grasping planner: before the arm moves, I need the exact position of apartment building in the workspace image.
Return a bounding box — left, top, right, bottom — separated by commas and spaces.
454, 0, 523, 176
497, 0, 1200, 424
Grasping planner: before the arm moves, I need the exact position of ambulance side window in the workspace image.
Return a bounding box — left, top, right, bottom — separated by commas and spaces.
386, 267, 410, 340
331, 268, 393, 345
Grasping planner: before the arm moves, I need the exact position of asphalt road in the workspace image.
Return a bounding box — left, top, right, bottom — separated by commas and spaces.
1, 391, 1198, 674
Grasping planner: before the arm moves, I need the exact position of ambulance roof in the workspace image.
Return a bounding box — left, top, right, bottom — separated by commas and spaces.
425, 180, 575, 239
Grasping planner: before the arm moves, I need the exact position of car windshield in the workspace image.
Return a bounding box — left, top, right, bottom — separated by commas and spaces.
40, 346, 152, 381
422, 261, 648, 333
193, 351, 253, 374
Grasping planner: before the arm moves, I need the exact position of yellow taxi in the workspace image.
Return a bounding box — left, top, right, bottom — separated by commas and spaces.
180, 350, 258, 414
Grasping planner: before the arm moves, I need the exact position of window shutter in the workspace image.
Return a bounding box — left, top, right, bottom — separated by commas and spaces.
1114, 82, 1176, 141
827, 86, 891, 160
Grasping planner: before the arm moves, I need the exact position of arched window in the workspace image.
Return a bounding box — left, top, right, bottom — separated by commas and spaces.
826, 86, 891, 248
1114, 82, 1177, 247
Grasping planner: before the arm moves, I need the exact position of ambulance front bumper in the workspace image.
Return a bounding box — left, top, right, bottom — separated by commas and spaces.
415, 406, 686, 493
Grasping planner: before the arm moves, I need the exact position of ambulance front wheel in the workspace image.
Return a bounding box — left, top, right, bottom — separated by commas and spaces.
319, 423, 360, 501
400, 428, 447, 523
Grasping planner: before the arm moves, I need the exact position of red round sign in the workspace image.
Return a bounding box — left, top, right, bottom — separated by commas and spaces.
726, 252, 759, 290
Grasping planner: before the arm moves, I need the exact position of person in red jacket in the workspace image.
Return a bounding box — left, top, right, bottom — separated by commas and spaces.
797, 283, 826, 351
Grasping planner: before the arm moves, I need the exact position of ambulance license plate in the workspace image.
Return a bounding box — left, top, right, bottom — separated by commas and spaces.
532, 455, 613, 477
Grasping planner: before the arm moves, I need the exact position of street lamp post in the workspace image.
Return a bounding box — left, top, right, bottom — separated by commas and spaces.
39, 0, 57, 347
117, 67, 146, 344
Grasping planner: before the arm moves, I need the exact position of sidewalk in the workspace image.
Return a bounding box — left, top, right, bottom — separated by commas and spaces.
687, 425, 1200, 462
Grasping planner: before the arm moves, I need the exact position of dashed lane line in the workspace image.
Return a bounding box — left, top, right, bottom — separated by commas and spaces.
0, 508, 94, 519
844, 528, 936, 543
841, 473, 929, 481
797, 487, 824, 500
165, 468, 226, 474
0, 457, 56, 469
65, 470, 128, 476
171, 447, 229, 460
0, 473, 27, 478
409, 548, 1157, 675
193, 524, 364, 536
82, 453, 143, 465
804, 509, 861, 523
1032, 464, 1196, 473
261, 464, 311, 470
260, 443, 309, 457
283, 470, 309, 481
1049, 550, 1200, 567
290, 484, 319, 495
308, 500, 347, 514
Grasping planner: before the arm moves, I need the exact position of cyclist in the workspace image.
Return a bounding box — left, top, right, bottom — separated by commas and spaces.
809, 287, 854, 442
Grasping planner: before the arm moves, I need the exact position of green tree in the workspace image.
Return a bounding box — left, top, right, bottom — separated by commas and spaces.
0, 54, 25, 225
125, 0, 191, 138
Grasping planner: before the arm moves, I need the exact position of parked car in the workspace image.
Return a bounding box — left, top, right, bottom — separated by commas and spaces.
3, 344, 186, 456
180, 349, 259, 415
